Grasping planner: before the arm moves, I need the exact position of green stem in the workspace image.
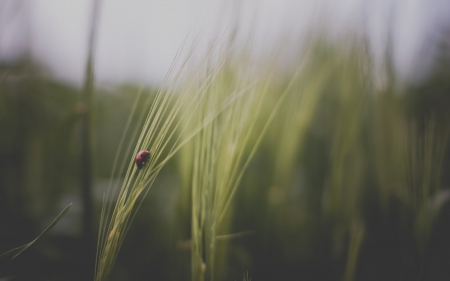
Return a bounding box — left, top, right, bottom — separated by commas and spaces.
80, 0, 102, 273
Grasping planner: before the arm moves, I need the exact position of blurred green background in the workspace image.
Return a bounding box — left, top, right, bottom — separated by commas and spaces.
1, 1, 450, 281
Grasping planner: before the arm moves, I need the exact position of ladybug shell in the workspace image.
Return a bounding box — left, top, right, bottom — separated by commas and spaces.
135, 150, 150, 169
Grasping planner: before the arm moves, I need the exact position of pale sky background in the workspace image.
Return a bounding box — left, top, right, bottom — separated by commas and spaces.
0, 0, 449, 87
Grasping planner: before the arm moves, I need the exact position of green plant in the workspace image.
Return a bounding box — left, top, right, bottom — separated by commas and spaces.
95, 36, 246, 281
0, 203, 72, 264
186, 39, 305, 280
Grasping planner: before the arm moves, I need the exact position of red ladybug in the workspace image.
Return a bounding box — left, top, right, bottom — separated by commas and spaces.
135, 150, 150, 169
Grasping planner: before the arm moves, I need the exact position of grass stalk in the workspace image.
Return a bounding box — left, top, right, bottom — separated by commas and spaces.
80, 0, 102, 268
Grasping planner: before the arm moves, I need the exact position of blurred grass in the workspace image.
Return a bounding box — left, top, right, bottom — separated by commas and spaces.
1, 24, 450, 281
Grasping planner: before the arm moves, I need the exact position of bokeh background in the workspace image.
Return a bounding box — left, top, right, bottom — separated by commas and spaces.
1, 0, 450, 280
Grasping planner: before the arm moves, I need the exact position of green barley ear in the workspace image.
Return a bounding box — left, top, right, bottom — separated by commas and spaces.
187, 38, 302, 280
95, 34, 242, 281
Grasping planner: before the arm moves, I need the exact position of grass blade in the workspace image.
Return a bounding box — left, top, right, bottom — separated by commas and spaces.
0, 203, 72, 263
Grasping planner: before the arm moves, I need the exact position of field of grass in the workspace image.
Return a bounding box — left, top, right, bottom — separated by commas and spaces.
1, 14, 450, 281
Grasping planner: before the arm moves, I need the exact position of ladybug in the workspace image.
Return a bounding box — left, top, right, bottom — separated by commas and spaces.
135, 150, 150, 169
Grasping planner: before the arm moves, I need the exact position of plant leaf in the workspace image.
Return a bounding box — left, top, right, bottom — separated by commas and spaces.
0, 203, 72, 263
